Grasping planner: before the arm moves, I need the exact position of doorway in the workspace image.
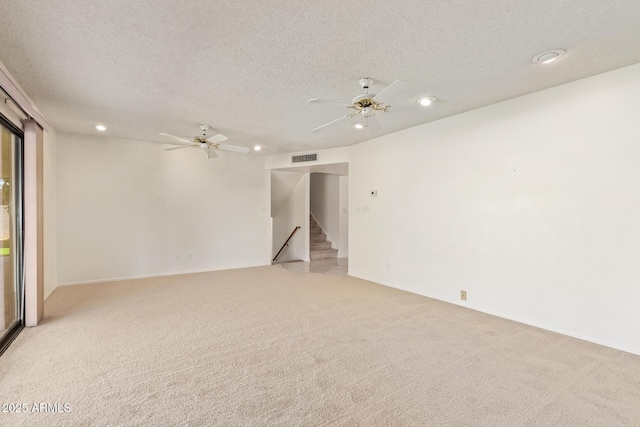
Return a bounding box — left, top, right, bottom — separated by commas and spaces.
309, 173, 349, 260
269, 162, 349, 267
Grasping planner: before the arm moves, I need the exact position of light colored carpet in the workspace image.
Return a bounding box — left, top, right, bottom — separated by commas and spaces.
1, 265, 639, 426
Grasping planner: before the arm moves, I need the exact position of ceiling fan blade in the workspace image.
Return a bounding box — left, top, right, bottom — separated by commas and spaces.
366, 114, 382, 132
164, 144, 197, 151
159, 133, 194, 145
372, 80, 411, 104
311, 113, 356, 132
216, 143, 249, 154
308, 98, 352, 107
206, 133, 228, 144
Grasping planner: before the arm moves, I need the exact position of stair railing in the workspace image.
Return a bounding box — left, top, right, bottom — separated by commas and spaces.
273, 226, 301, 262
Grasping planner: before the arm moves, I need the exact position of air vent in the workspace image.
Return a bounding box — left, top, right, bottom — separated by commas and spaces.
292, 153, 318, 163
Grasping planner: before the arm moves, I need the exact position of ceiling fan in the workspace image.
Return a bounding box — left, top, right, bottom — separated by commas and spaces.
159, 124, 249, 159
308, 78, 410, 132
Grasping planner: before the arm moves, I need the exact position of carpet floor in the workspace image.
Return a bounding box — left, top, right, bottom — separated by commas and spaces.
1, 265, 639, 426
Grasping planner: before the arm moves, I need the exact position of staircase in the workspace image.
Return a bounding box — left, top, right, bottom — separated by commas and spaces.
309, 215, 338, 260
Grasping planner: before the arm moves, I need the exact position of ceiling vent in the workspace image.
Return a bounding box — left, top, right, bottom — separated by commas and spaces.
292, 153, 318, 163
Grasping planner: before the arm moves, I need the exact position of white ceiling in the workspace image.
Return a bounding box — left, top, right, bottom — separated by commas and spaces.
1, 1, 639, 154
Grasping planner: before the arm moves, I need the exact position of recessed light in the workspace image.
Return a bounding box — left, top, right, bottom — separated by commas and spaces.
352, 122, 366, 130
532, 49, 566, 64
417, 96, 437, 106
254, 145, 262, 151
95, 124, 107, 131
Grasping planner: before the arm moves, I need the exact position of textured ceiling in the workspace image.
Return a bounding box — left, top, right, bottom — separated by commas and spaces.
1, 0, 639, 153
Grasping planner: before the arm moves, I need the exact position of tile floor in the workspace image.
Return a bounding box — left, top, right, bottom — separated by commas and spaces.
279, 258, 348, 276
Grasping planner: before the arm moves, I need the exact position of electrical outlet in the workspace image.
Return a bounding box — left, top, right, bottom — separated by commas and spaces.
175, 255, 180, 261
460, 290, 467, 301
188, 253, 192, 260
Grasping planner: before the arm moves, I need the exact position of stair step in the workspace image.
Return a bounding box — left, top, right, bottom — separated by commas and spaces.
310, 240, 332, 250
309, 215, 335, 259
310, 248, 338, 260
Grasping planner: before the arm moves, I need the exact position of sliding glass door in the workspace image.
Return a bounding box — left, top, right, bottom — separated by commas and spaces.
0, 116, 23, 354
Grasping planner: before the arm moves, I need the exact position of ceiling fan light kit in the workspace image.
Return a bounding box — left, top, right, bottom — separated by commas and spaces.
309, 77, 421, 133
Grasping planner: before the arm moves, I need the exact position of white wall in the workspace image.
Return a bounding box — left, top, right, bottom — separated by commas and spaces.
266, 147, 348, 170
349, 63, 640, 356
272, 172, 309, 262
56, 133, 270, 284
271, 170, 304, 216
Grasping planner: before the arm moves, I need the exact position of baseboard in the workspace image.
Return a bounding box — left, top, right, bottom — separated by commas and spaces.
347, 271, 640, 357
474, 307, 640, 357
44, 286, 57, 301
57, 263, 271, 287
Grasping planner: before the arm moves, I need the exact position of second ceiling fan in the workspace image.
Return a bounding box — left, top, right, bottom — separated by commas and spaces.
160, 125, 249, 159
